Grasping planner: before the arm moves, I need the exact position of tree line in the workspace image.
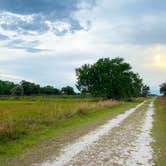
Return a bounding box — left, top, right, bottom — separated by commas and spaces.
0, 57, 152, 99
76, 57, 150, 99
0, 80, 76, 96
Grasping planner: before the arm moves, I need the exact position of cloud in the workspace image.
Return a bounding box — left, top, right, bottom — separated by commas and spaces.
0, 0, 95, 37
0, 73, 26, 81
0, 1, 96, 52
86, 0, 166, 45
5, 39, 49, 53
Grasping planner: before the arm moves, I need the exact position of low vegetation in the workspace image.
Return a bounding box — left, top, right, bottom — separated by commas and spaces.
0, 97, 118, 143
153, 97, 166, 165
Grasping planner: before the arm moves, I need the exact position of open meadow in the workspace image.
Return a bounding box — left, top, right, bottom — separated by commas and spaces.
0, 96, 118, 143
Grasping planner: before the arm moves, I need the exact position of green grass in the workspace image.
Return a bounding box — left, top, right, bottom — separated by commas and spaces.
0, 97, 143, 165
0, 97, 111, 141
153, 97, 166, 166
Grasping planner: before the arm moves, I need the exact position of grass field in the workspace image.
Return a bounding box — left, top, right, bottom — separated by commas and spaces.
0, 96, 143, 165
153, 97, 166, 166
0, 97, 117, 142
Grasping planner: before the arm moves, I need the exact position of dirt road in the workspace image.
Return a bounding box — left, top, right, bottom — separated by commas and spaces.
33, 99, 154, 166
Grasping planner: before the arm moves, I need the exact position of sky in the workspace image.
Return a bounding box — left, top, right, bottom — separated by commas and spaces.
0, 0, 166, 94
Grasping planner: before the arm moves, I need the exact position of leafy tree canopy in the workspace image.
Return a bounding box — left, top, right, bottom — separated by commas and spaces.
76, 57, 149, 99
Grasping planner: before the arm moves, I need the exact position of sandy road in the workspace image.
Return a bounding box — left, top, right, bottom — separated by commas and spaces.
33, 99, 155, 166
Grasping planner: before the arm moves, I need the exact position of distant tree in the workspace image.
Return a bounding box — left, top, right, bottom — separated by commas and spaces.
142, 85, 150, 97
11, 84, 24, 96
40, 86, 55, 95
0, 80, 15, 95
160, 83, 166, 96
76, 57, 144, 99
21, 80, 40, 95
53, 88, 61, 95
40, 86, 60, 95
0, 79, 62, 96
61, 86, 75, 95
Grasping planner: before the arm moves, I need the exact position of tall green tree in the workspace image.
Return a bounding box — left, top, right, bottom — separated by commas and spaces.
76, 57, 145, 99
160, 83, 166, 96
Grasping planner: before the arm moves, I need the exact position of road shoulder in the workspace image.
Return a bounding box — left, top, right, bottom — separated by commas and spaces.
152, 97, 166, 165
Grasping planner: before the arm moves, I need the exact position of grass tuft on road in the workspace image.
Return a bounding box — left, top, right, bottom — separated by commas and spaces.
153, 97, 166, 166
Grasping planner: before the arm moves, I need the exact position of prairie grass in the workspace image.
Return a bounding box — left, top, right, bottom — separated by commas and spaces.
0, 97, 118, 142
153, 97, 166, 165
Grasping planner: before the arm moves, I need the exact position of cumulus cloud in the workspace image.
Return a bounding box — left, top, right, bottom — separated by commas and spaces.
0, 0, 96, 52
0, 0, 95, 37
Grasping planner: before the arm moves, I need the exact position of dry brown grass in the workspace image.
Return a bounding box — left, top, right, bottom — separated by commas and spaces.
158, 96, 166, 105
